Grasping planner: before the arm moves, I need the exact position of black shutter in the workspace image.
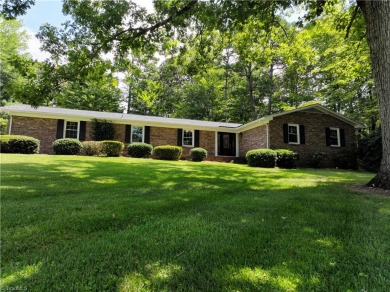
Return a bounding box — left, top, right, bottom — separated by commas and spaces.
144, 126, 151, 144
56, 119, 64, 139
177, 129, 183, 146
194, 130, 200, 147
283, 124, 288, 143
325, 127, 331, 146
340, 129, 346, 147
299, 125, 305, 145
125, 125, 131, 143
79, 121, 86, 141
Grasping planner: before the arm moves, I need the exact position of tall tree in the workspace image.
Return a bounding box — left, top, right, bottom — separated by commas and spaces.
2, 0, 389, 189
0, 16, 32, 105
357, 1, 390, 189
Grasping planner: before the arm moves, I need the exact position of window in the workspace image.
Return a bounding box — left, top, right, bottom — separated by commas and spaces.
329, 127, 340, 147
183, 130, 194, 147
288, 124, 300, 144
64, 121, 79, 139
131, 126, 144, 143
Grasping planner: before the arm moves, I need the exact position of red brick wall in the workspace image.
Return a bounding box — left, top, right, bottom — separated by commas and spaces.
269, 109, 357, 167
150, 126, 177, 146
11, 116, 57, 154
85, 121, 93, 141
114, 123, 126, 143
148, 127, 216, 159
199, 130, 216, 157
239, 125, 267, 157
10, 110, 357, 166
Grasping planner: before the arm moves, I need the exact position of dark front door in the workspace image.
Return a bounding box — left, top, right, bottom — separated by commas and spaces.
218, 132, 236, 156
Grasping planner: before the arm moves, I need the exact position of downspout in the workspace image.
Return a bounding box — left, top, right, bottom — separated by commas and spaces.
215, 131, 218, 156
266, 123, 269, 149
236, 133, 239, 157
8, 115, 12, 135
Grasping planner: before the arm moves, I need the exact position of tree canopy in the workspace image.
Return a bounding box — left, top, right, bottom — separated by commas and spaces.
1, 0, 389, 189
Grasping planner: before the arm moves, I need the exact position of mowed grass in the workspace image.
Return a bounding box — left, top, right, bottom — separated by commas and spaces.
1, 154, 389, 291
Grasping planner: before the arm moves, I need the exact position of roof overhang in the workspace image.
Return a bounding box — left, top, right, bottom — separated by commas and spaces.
1, 106, 241, 133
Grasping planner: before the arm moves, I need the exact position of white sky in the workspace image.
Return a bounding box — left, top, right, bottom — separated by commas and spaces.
20, 0, 155, 61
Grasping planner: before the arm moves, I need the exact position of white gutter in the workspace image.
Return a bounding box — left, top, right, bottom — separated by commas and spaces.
4, 110, 240, 133
215, 131, 218, 156
8, 115, 12, 135
235, 133, 239, 157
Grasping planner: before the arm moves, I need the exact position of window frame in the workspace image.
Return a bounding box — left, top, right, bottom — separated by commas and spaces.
63, 120, 80, 139
329, 127, 341, 147
287, 124, 300, 145
182, 129, 194, 147
130, 125, 145, 143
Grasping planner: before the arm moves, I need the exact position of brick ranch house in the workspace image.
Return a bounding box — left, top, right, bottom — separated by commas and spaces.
1, 104, 364, 166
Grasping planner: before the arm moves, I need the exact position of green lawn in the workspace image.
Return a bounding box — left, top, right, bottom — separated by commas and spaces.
1, 154, 389, 291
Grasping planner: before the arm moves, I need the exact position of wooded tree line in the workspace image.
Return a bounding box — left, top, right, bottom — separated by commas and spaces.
1, 2, 377, 128
1, 0, 389, 188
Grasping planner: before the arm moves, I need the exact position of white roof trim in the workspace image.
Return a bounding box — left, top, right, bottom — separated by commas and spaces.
1, 103, 365, 134
238, 104, 365, 131
0, 105, 242, 133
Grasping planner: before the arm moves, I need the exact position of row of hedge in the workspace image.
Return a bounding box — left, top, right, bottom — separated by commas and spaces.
246, 149, 299, 169
0, 135, 360, 169
54, 139, 208, 161
53, 139, 125, 157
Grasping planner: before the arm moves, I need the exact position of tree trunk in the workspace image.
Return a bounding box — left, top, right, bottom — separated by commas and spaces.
246, 63, 256, 120
268, 62, 274, 115
359, 0, 390, 189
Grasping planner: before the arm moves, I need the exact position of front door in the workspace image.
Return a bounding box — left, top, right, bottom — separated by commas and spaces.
218, 132, 236, 156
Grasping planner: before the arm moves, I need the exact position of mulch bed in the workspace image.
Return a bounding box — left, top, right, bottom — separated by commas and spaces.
347, 184, 390, 196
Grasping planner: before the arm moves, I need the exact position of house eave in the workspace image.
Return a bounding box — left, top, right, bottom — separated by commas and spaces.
2, 108, 240, 133
269, 104, 366, 129
236, 117, 272, 132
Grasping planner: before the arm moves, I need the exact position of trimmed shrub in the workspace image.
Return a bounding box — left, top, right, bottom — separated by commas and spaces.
334, 150, 358, 170
82, 141, 102, 156
101, 140, 124, 157
190, 147, 207, 162
127, 142, 153, 158
310, 152, 327, 168
275, 149, 299, 169
358, 129, 382, 172
0, 112, 9, 135
0, 135, 40, 154
53, 138, 83, 155
91, 119, 115, 141
154, 145, 182, 160
246, 149, 276, 168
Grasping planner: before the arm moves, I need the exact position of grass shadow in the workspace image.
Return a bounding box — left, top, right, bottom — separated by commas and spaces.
1, 154, 389, 291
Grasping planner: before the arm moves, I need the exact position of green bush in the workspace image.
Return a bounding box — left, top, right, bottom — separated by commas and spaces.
127, 142, 153, 158
334, 150, 358, 170
82, 141, 102, 156
154, 145, 182, 160
275, 149, 299, 169
310, 152, 327, 168
92, 119, 115, 141
0, 112, 9, 135
358, 129, 382, 172
246, 149, 276, 168
53, 138, 83, 155
101, 140, 124, 157
0, 135, 40, 154
190, 147, 207, 162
